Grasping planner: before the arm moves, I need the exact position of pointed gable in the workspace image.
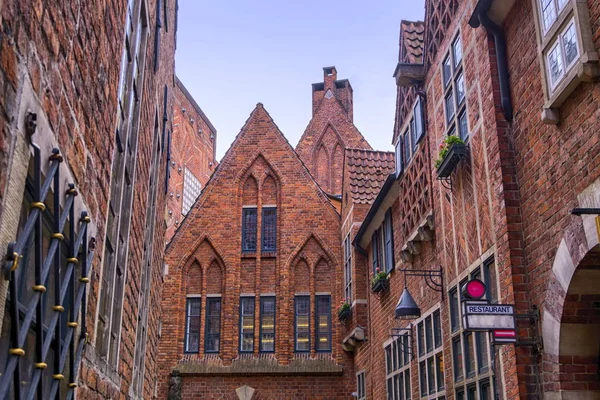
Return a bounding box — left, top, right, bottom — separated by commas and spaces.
296, 67, 372, 195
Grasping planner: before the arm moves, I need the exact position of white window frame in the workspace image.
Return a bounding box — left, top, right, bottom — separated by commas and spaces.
344, 234, 353, 302
356, 370, 366, 400
416, 309, 445, 399
384, 332, 412, 400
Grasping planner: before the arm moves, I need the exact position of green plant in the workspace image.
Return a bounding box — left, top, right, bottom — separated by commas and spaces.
337, 298, 351, 315
434, 135, 465, 169
371, 268, 388, 286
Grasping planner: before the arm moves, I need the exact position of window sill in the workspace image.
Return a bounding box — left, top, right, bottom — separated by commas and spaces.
542, 57, 600, 124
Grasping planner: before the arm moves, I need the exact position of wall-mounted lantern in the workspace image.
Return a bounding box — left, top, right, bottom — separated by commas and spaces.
395, 266, 444, 320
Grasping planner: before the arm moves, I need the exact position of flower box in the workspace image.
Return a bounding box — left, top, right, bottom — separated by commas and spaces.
337, 306, 351, 323
436, 143, 467, 178
371, 277, 389, 293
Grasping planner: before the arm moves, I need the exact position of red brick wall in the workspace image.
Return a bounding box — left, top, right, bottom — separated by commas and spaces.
158, 104, 354, 398
166, 77, 217, 241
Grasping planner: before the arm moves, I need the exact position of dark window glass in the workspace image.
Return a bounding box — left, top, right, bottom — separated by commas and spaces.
388, 379, 394, 400
403, 334, 410, 365
184, 298, 201, 352
443, 56, 452, 87
433, 310, 442, 348
295, 296, 310, 352
445, 91, 455, 122
483, 258, 498, 302
404, 370, 411, 400
239, 297, 255, 352
467, 385, 477, 400
260, 297, 275, 352
476, 331, 489, 373
480, 379, 491, 400
450, 288, 459, 332
418, 322, 425, 356
427, 356, 435, 394
395, 138, 403, 176
464, 332, 475, 377
386, 344, 393, 374
456, 389, 465, 400
205, 297, 221, 353
315, 295, 331, 352
436, 353, 445, 390
262, 207, 277, 251
456, 73, 465, 105
414, 97, 424, 143
453, 36, 463, 66
384, 209, 394, 273
242, 208, 257, 251
410, 118, 418, 152
425, 316, 433, 353
459, 112, 468, 141
371, 229, 380, 274
453, 337, 463, 381
420, 361, 427, 396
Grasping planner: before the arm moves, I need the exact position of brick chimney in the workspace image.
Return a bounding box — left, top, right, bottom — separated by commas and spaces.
311, 66, 354, 121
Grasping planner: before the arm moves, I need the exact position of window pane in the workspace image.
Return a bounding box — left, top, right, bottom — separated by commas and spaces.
436, 353, 445, 390
242, 208, 257, 251
395, 139, 403, 176
404, 370, 411, 400
404, 130, 411, 163
388, 378, 394, 400
540, 0, 557, 31
483, 259, 498, 302
410, 118, 418, 152
562, 21, 579, 67
480, 380, 491, 400
445, 90, 455, 123
384, 209, 394, 273
443, 56, 452, 87
344, 235, 353, 301
418, 322, 425, 356
295, 296, 310, 351
557, 0, 568, 10
464, 332, 475, 377
476, 331, 489, 372
457, 389, 465, 400
467, 385, 477, 400
453, 337, 463, 381
425, 316, 433, 353
433, 311, 442, 348
182, 168, 202, 215
262, 207, 277, 251
453, 36, 462, 67
403, 334, 410, 365
547, 40, 564, 88
459, 112, 469, 141
386, 344, 393, 374
260, 297, 275, 352
395, 373, 402, 400
315, 295, 331, 351
185, 298, 201, 352
456, 73, 465, 105
450, 288, 459, 332
427, 357, 435, 394
240, 297, 255, 352
420, 361, 427, 396
205, 298, 221, 352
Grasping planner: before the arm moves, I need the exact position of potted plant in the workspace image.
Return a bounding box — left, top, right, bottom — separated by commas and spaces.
435, 135, 467, 178
337, 298, 351, 323
371, 268, 389, 293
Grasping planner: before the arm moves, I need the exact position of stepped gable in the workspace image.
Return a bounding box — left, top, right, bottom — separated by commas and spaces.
344, 148, 395, 204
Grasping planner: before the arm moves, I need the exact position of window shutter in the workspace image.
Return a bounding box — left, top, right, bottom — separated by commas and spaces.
415, 97, 425, 143
371, 232, 379, 274
395, 138, 403, 178
384, 210, 394, 273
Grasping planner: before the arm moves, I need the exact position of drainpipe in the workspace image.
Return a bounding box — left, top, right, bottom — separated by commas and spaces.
469, 1, 513, 122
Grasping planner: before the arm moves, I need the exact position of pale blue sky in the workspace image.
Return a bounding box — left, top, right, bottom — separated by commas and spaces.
175, 1, 425, 160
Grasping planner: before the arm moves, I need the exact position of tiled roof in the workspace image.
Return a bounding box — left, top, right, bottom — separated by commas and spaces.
400, 20, 425, 64
345, 149, 395, 204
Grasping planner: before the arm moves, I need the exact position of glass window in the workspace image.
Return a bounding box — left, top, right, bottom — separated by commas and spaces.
403, 129, 411, 163
295, 296, 310, 352
443, 56, 452, 87
395, 138, 403, 176
453, 36, 463, 67
261, 207, 277, 251
242, 208, 257, 251
344, 235, 353, 302
540, 0, 557, 32
456, 73, 465, 105
425, 316, 433, 353
436, 353, 445, 390
414, 97, 424, 143
480, 379, 491, 400
547, 41, 564, 88
453, 337, 463, 381
386, 332, 411, 400
384, 209, 394, 273
464, 332, 475, 377
459, 112, 469, 141
184, 298, 201, 353
260, 297, 275, 352
420, 361, 427, 396
205, 297, 221, 353
410, 118, 418, 152
418, 322, 425, 356
239, 297, 255, 352
357, 371, 366, 400
476, 331, 489, 373
315, 295, 331, 352
563, 21, 579, 68
467, 385, 477, 400
433, 310, 442, 348
182, 167, 201, 215
386, 344, 393, 375
445, 91, 455, 122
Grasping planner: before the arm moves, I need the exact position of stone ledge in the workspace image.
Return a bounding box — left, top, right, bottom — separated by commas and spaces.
173, 357, 344, 376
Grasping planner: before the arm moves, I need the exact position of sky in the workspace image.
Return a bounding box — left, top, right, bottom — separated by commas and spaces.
175, 0, 426, 161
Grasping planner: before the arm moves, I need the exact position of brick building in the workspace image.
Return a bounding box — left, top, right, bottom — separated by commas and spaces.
348, 0, 600, 399
0, 0, 208, 398
166, 77, 217, 242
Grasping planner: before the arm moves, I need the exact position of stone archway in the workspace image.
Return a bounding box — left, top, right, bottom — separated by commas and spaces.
541, 180, 600, 400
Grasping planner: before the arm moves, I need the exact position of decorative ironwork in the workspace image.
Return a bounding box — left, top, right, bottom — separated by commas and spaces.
400, 266, 444, 299
1, 144, 95, 400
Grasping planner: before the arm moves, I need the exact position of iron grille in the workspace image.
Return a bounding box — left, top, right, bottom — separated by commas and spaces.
1, 144, 95, 399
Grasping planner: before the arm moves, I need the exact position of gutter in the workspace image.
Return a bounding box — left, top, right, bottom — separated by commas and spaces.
352, 173, 396, 255
469, 0, 513, 121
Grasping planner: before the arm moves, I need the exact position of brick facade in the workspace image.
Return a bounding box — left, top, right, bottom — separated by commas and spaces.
166, 77, 217, 242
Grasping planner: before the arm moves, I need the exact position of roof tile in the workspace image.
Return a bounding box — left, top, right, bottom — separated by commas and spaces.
345, 148, 395, 205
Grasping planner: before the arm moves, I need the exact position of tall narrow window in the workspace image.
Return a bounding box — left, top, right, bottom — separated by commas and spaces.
242, 207, 257, 251
182, 167, 201, 215
261, 207, 277, 251
239, 297, 255, 352
260, 297, 276, 352
97, 0, 150, 367
294, 296, 310, 352
403, 128, 412, 164
442, 33, 469, 141
371, 229, 379, 274
315, 295, 331, 352
205, 297, 221, 353
418, 309, 445, 397
395, 137, 403, 177
344, 234, 352, 302
385, 332, 411, 400
383, 209, 394, 273
184, 297, 201, 353
357, 371, 366, 400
